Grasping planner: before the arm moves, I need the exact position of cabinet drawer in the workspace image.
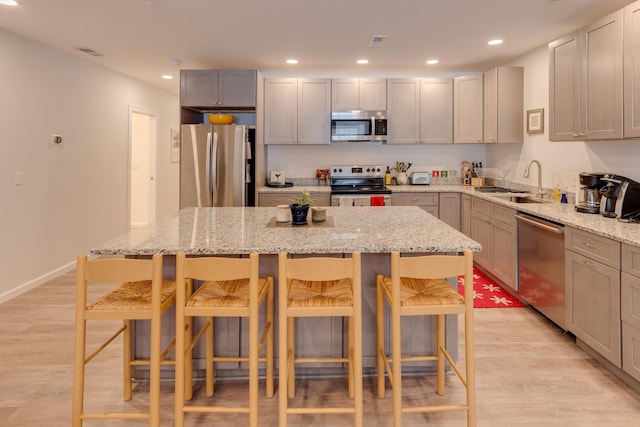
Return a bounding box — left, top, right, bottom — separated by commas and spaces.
622, 272, 640, 329
622, 322, 640, 382
492, 204, 515, 226
565, 227, 621, 268
392, 192, 438, 206
622, 243, 640, 277
471, 197, 492, 216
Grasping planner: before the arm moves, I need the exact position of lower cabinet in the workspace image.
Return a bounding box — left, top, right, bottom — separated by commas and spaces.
622, 243, 640, 380
565, 227, 622, 367
469, 196, 517, 289
439, 192, 461, 230
391, 192, 439, 217
461, 194, 471, 236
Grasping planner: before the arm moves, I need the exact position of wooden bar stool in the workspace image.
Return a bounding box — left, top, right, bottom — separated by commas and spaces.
277, 252, 363, 427
174, 252, 274, 427
72, 253, 176, 427
376, 250, 476, 426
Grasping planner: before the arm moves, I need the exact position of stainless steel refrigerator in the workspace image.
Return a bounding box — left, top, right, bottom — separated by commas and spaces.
180, 124, 255, 208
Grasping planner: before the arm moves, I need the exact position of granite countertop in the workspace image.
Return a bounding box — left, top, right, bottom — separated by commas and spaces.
257, 184, 640, 248
91, 206, 481, 256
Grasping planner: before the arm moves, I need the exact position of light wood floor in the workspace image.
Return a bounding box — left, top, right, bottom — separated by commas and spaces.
1, 270, 639, 426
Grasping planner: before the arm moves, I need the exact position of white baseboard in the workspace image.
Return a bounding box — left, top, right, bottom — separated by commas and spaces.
0, 261, 76, 304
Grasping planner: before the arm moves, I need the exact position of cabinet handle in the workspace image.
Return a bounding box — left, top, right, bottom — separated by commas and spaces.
583, 242, 596, 249
573, 133, 580, 138
583, 260, 597, 269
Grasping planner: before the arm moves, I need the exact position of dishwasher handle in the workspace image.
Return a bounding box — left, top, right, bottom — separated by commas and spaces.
515, 214, 565, 234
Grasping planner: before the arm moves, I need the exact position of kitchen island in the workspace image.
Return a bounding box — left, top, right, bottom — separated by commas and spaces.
91, 206, 481, 376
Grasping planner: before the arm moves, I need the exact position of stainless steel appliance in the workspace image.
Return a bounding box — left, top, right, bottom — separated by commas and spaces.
410, 172, 431, 185
516, 213, 566, 330
330, 111, 387, 142
599, 174, 640, 218
575, 172, 605, 214
180, 124, 255, 208
329, 164, 391, 206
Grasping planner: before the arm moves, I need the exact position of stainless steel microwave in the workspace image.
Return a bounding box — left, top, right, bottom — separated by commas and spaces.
331, 111, 387, 142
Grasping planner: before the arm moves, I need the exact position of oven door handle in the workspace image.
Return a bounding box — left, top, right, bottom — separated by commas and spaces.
515, 214, 564, 234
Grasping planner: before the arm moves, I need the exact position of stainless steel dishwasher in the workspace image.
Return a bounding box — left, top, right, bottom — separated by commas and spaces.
516, 213, 566, 330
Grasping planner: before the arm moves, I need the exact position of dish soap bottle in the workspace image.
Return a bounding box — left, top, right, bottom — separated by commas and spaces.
385, 166, 391, 185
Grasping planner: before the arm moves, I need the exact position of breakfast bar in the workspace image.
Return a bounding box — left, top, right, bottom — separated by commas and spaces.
91, 206, 481, 375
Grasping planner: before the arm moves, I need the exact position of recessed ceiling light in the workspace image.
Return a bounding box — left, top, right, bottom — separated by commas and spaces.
357, 59, 369, 65
426, 59, 439, 65
488, 39, 503, 46
162, 75, 173, 80
286, 59, 298, 64
0, 1, 19, 5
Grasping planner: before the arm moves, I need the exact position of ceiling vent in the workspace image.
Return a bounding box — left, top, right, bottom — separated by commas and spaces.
368, 35, 387, 48
76, 47, 103, 57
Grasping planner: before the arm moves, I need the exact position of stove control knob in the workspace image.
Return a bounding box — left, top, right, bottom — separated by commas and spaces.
366, 168, 371, 172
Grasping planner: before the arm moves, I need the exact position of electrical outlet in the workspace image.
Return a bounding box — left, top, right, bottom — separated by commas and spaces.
14, 172, 24, 186
50, 134, 63, 146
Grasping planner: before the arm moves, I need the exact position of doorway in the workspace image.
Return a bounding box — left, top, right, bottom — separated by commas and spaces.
129, 107, 157, 229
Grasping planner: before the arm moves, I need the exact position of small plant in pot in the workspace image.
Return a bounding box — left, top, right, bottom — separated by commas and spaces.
290, 189, 313, 225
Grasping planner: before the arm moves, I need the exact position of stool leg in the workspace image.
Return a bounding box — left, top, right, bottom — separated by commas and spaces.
206, 316, 214, 397
376, 279, 385, 398
391, 299, 402, 427
72, 319, 86, 427
123, 320, 133, 401
287, 317, 295, 398
174, 302, 186, 427
437, 314, 445, 396
278, 310, 288, 427
348, 315, 354, 398
249, 303, 259, 427
266, 280, 275, 397
465, 310, 477, 427
150, 312, 161, 427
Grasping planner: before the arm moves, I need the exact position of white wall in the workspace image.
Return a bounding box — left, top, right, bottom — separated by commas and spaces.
0, 29, 179, 302
488, 44, 640, 191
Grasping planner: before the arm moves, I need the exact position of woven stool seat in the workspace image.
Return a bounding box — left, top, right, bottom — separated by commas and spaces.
380, 277, 464, 307
187, 277, 269, 308
287, 278, 354, 308
87, 280, 176, 311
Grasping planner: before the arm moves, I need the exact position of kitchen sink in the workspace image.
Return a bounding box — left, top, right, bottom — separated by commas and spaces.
493, 195, 547, 204
474, 186, 529, 194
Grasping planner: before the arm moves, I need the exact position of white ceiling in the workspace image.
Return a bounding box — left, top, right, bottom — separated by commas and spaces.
0, 0, 634, 95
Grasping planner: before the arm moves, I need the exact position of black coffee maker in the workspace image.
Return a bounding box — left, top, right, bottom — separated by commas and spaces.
575, 172, 605, 214
599, 174, 640, 218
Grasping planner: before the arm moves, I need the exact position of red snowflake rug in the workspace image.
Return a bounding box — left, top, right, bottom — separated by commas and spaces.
458, 268, 525, 308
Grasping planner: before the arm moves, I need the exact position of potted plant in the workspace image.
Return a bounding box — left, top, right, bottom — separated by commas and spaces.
290, 189, 313, 225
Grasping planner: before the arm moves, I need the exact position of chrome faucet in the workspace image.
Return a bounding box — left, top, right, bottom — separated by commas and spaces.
523, 160, 544, 197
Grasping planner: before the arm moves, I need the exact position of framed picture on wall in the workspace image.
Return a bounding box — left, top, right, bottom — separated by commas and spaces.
527, 108, 544, 134
171, 127, 180, 163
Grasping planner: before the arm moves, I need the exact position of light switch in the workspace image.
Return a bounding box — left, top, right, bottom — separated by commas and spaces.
14, 172, 24, 186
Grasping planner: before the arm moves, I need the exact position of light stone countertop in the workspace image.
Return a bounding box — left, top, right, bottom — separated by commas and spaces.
257, 184, 640, 248
90, 206, 481, 256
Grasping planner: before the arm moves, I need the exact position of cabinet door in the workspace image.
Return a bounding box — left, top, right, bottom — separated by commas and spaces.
420, 78, 453, 144
483, 68, 498, 143
549, 32, 581, 141
264, 78, 298, 144
461, 194, 471, 236
624, 1, 640, 137
297, 79, 331, 144
566, 249, 621, 367
470, 211, 491, 270
218, 70, 256, 107
180, 70, 218, 107
484, 67, 523, 144
358, 78, 387, 111
492, 217, 516, 289
387, 79, 420, 144
453, 75, 483, 143
581, 9, 623, 140
331, 78, 359, 111
439, 193, 460, 230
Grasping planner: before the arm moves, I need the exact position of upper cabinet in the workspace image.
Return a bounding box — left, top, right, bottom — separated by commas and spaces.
625, 1, 640, 138
454, 75, 484, 144
331, 78, 387, 111
264, 78, 331, 145
180, 70, 257, 108
549, 10, 623, 141
386, 78, 453, 144
483, 66, 523, 144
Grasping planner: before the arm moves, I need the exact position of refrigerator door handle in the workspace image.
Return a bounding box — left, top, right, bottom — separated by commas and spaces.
190, 125, 203, 207
210, 131, 218, 206
205, 131, 212, 206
